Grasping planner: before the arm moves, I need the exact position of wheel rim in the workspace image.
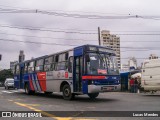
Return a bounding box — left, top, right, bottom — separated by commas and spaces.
64, 88, 70, 97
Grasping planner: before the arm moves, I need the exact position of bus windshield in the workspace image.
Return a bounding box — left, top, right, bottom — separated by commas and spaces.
85, 53, 119, 75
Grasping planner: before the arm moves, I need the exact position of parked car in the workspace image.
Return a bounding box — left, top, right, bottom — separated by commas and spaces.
4, 78, 15, 89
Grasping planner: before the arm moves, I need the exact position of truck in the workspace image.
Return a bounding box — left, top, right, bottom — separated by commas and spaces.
141, 59, 160, 93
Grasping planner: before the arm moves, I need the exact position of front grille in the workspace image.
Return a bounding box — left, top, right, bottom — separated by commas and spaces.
94, 80, 115, 85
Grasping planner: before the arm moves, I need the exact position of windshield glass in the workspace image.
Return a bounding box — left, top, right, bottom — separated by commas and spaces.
85, 53, 119, 75
8, 80, 14, 83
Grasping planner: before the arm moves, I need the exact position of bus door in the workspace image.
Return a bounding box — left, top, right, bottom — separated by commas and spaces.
74, 56, 83, 92
19, 65, 24, 89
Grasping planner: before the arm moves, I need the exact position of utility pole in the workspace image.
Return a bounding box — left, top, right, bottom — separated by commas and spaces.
0, 54, 2, 61
98, 27, 101, 46
0, 54, 2, 71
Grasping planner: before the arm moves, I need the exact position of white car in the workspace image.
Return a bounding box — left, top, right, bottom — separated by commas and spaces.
4, 78, 15, 89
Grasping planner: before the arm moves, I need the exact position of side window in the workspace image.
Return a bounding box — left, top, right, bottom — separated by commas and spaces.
45, 56, 53, 65
44, 64, 51, 71
15, 65, 20, 74
55, 52, 69, 71
68, 57, 73, 73
44, 56, 54, 71
35, 59, 44, 72
55, 62, 67, 71
55, 55, 59, 62
14, 65, 16, 74
50, 63, 55, 71
28, 61, 35, 73
59, 54, 64, 62
65, 53, 69, 61
24, 63, 29, 73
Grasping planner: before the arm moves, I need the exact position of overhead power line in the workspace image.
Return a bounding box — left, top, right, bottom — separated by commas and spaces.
1, 24, 160, 36
0, 38, 77, 46
0, 7, 160, 20
0, 24, 97, 34
116, 33, 160, 35
1, 38, 160, 50
0, 4, 129, 15
0, 31, 97, 41
1, 31, 160, 42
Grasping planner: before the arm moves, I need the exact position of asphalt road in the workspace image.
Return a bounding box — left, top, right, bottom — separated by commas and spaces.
0, 87, 160, 120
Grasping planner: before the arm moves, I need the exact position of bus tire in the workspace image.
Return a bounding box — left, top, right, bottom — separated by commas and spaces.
62, 84, 74, 100
25, 84, 34, 95
88, 93, 99, 99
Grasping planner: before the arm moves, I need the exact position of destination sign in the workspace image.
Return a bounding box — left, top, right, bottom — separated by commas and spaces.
87, 46, 115, 54
88, 46, 97, 51
98, 48, 114, 54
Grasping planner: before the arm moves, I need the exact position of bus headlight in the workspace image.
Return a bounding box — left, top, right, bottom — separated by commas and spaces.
91, 80, 94, 84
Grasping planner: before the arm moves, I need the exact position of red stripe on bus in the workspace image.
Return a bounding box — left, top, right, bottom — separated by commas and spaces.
37, 72, 46, 91
29, 75, 34, 91
82, 76, 106, 80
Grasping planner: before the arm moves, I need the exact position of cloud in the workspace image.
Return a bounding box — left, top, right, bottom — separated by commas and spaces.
0, 0, 160, 69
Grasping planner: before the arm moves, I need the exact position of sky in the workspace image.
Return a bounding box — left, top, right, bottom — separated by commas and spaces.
0, 0, 160, 69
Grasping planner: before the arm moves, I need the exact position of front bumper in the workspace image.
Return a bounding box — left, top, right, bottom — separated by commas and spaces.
7, 85, 14, 88
88, 84, 121, 93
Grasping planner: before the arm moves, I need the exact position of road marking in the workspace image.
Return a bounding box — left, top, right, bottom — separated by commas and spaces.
1, 90, 24, 94
2, 90, 13, 93
25, 104, 40, 106
14, 102, 72, 120
71, 112, 97, 120
14, 99, 22, 101
11, 90, 19, 92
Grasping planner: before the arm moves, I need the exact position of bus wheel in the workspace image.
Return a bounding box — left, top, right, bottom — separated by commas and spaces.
62, 84, 74, 100
88, 93, 99, 99
25, 84, 34, 95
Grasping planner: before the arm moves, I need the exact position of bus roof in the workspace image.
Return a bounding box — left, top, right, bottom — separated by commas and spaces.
15, 44, 115, 66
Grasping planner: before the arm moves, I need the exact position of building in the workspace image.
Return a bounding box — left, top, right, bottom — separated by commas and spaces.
100, 30, 121, 69
19, 50, 25, 63
149, 54, 158, 59
121, 57, 137, 71
128, 57, 137, 69
121, 64, 129, 72
10, 61, 18, 73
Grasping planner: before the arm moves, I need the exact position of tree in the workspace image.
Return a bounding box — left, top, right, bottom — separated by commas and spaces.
0, 69, 14, 84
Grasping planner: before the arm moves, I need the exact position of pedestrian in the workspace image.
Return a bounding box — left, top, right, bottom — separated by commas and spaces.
137, 76, 141, 93
129, 78, 134, 93
134, 77, 138, 93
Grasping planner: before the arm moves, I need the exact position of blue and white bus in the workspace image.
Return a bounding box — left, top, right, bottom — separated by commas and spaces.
14, 44, 120, 100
